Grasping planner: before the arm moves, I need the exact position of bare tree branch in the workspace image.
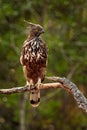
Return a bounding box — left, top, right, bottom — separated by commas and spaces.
0, 86, 29, 94
0, 77, 87, 112
0, 83, 61, 94
46, 76, 87, 113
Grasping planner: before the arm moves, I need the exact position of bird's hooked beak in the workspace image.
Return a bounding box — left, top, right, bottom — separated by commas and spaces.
41, 29, 44, 34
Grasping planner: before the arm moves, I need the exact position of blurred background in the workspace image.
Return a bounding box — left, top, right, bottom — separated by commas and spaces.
0, 0, 87, 130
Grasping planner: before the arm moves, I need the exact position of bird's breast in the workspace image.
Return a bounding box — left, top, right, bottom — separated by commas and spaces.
23, 38, 47, 64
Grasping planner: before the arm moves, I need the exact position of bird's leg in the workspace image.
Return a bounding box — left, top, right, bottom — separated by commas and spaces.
35, 78, 41, 89
26, 81, 30, 87
26, 80, 35, 90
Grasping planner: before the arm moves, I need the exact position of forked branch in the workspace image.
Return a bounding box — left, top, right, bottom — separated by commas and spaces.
0, 76, 87, 113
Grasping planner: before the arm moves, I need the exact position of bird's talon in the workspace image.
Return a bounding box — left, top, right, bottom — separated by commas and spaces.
30, 85, 36, 90
35, 83, 42, 89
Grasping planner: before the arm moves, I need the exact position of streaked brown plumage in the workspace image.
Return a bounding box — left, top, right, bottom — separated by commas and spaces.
20, 22, 48, 107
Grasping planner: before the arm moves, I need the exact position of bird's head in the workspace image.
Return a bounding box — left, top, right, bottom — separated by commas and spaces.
24, 20, 44, 38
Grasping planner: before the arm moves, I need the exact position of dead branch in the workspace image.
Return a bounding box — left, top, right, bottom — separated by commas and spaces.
0, 83, 61, 94
0, 76, 87, 113
46, 76, 87, 113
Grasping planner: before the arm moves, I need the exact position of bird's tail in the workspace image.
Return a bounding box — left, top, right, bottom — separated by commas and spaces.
30, 87, 40, 107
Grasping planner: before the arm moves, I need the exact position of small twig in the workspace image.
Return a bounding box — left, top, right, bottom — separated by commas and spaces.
41, 89, 60, 102
67, 63, 79, 79
0, 77, 87, 112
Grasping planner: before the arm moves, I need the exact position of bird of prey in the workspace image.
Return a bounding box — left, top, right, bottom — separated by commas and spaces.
20, 21, 48, 107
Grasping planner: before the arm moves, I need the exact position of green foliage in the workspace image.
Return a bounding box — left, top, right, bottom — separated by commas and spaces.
0, 0, 87, 130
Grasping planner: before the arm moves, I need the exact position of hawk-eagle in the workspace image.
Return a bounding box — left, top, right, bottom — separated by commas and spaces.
20, 22, 48, 107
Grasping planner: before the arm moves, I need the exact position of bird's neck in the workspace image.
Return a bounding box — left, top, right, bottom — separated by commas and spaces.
27, 32, 41, 41
27, 34, 39, 41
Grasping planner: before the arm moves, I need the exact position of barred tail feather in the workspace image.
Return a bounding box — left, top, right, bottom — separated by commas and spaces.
30, 88, 40, 107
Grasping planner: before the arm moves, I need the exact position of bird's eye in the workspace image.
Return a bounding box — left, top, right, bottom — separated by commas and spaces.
35, 29, 38, 33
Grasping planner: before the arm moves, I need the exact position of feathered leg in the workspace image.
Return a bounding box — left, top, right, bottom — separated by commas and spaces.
29, 78, 41, 107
